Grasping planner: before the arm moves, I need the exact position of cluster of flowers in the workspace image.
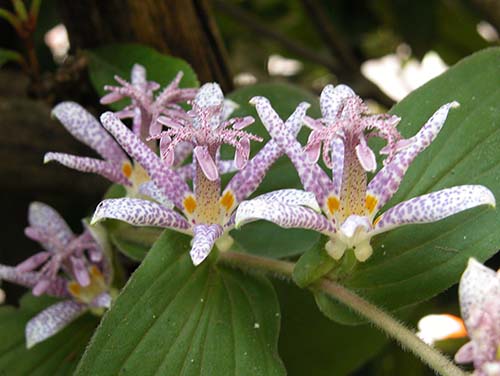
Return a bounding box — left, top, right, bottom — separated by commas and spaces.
0, 64, 497, 373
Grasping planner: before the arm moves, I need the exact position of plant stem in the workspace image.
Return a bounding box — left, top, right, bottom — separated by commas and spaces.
219, 251, 469, 376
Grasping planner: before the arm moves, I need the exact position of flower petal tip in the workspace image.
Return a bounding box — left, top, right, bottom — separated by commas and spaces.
450, 101, 460, 108
99, 111, 115, 124
43, 153, 53, 164
482, 187, 496, 208
90, 209, 103, 226
248, 96, 267, 106
466, 257, 483, 270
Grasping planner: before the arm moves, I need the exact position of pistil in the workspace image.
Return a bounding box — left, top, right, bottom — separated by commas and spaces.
194, 145, 221, 224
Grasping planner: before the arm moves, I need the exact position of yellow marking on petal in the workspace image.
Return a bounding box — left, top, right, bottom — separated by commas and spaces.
327, 196, 340, 215
68, 281, 81, 297
90, 265, 102, 278
122, 162, 133, 178
220, 191, 235, 213
365, 195, 378, 214
184, 195, 197, 214
68, 266, 108, 304
373, 215, 382, 226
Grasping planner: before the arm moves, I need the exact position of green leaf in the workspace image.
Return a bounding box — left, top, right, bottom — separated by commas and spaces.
292, 236, 336, 288
275, 280, 387, 375
76, 230, 285, 375
88, 43, 199, 111
110, 224, 162, 262
0, 48, 24, 68
103, 183, 126, 199
226, 83, 322, 258
0, 294, 98, 375
316, 47, 500, 324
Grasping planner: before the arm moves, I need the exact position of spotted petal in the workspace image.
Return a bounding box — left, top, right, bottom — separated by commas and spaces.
251, 189, 321, 211
0, 264, 68, 298
225, 101, 311, 205
329, 136, 345, 198
190, 224, 223, 266
373, 185, 495, 235
250, 97, 334, 206
100, 112, 191, 209
138, 181, 174, 208
25, 300, 86, 348
367, 101, 460, 212
320, 84, 355, 119
44, 152, 130, 186
92, 198, 190, 231
458, 258, 500, 325
27, 202, 74, 252
235, 198, 334, 234
52, 102, 127, 164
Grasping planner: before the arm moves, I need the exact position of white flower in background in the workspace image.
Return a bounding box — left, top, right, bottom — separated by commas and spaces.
361, 45, 448, 102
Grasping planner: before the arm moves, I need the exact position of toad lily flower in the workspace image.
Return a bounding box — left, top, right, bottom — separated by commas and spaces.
455, 259, 500, 376
0, 202, 112, 348
44, 102, 236, 199
0, 263, 111, 348
101, 64, 198, 140
15, 202, 110, 295
91, 82, 310, 265
235, 85, 495, 262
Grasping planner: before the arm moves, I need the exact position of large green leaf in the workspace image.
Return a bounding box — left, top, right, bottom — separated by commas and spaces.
275, 280, 387, 376
0, 294, 98, 375
316, 47, 500, 324
88, 43, 199, 110
76, 230, 285, 375
226, 83, 322, 258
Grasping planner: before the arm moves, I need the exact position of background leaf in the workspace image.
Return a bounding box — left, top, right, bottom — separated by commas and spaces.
88, 43, 199, 110
0, 47, 23, 68
0, 294, 98, 375
76, 230, 285, 375
316, 47, 500, 324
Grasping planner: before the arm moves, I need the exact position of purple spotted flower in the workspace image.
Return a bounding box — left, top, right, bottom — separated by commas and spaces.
44, 102, 237, 198
455, 259, 500, 376
91, 82, 310, 265
101, 64, 197, 142
0, 202, 112, 348
235, 85, 495, 262
45, 66, 238, 194
15, 202, 109, 295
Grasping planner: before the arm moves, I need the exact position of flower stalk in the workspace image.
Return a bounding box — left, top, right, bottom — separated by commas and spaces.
218, 251, 469, 376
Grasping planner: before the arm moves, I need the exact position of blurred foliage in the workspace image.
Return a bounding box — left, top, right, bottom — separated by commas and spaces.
214, 0, 497, 92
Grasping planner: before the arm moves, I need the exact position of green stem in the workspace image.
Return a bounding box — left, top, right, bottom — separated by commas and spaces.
218, 251, 469, 376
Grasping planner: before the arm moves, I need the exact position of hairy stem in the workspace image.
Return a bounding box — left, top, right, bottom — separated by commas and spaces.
218, 251, 469, 376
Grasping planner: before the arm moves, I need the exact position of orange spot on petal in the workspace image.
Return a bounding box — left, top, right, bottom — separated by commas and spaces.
365, 195, 378, 214
122, 162, 133, 178
373, 216, 382, 226
68, 281, 81, 297
184, 196, 197, 214
220, 191, 235, 213
327, 196, 340, 215
90, 265, 103, 278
